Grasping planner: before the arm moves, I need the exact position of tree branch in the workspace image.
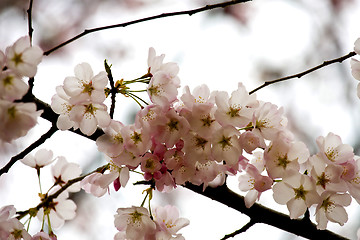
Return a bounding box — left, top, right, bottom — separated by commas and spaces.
249, 51, 356, 95
221, 219, 255, 240
16, 164, 109, 220
43, 0, 251, 56
184, 183, 349, 240
27, 0, 34, 44
0, 124, 58, 176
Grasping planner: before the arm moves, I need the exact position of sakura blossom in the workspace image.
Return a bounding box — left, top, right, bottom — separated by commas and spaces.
37, 189, 77, 230
63, 62, 108, 105
273, 170, 321, 219
0, 100, 43, 142
5, 36, 43, 78
0, 70, 29, 101
21, 149, 55, 170
315, 191, 351, 230
214, 82, 258, 128
0, 205, 31, 240
152, 205, 189, 239
114, 206, 156, 240
50, 86, 79, 131
51, 157, 82, 192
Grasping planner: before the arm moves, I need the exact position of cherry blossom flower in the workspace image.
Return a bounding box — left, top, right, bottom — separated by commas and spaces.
316, 132, 354, 165
264, 132, 309, 179
214, 83, 258, 128
211, 125, 242, 167
68, 102, 111, 136
5, 36, 43, 78
147, 48, 180, 107
63, 62, 108, 104
238, 163, 273, 207
179, 84, 214, 109
153, 108, 190, 148
37, 189, 77, 230
32, 231, 56, 240
153, 205, 190, 239
51, 86, 79, 131
121, 124, 151, 156
354, 38, 360, 55
114, 206, 156, 240
315, 191, 351, 230
273, 170, 320, 219
0, 100, 43, 142
239, 131, 266, 154
180, 102, 220, 139
252, 101, 287, 140
0, 205, 31, 240
21, 149, 55, 170
96, 120, 126, 157
0, 70, 29, 101
309, 155, 343, 193
52, 157, 82, 192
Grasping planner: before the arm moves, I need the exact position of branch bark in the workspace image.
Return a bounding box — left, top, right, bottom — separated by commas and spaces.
249, 51, 356, 95
184, 183, 349, 240
43, 0, 251, 55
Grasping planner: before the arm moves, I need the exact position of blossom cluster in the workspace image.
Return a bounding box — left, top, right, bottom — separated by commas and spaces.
4, 37, 360, 240
51, 62, 111, 135
0, 36, 43, 142
75, 47, 360, 233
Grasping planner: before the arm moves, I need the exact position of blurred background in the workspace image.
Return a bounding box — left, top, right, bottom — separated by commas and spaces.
1, 0, 360, 239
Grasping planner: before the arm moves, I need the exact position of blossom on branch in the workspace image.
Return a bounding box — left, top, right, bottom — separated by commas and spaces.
5, 36, 43, 78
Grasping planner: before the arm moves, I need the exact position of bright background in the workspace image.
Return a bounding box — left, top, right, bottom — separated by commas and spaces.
1, 0, 360, 239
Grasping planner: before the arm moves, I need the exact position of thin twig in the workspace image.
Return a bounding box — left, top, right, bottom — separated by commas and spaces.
221, 219, 255, 240
27, 0, 34, 45
16, 164, 109, 220
104, 60, 116, 118
43, 0, 251, 55
0, 124, 58, 177
249, 51, 356, 95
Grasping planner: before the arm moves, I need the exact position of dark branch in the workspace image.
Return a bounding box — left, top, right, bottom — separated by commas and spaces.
184, 183, 349, 240
104, 60, 116, 118
249, 51, 356, 95
43, 0, 251, 55
221, 219, 255, 240
0, 124, 58, 176
27, 0, 34, 44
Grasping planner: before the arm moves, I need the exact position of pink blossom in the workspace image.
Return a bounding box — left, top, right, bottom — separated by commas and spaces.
315, 191, 351, 230
51, 86, 79, 131
63, 62, 108, 104
264, 133, 309, 179
214, 83, 258, 128
37, 189, 77, 230
96, 120, 125, 157
316, 132, 354, 165
52, 156, 82, 192
5, 36, 43, 78
69, 102, 111, 136
273, 170, 320, 219
21, 149, 55, 169
354, 38, 360, 55
350, 58, 360, 81
239, 131, 266, 154
252, 101, 288, 141
121, 124, 151, 156
153, 205, 189, 239
0, 70, 29, 101
238, 163, 273, 207
0, 100, 42, 142
211, 125, 242, 167
114, 206, 156, 240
